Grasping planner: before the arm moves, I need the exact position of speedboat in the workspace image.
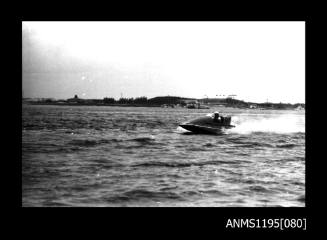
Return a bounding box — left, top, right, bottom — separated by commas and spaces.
179, 112, 235, 134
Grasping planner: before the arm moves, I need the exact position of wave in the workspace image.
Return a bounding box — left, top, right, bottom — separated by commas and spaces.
69, 137, 128, 147
70, 139, 101, 147
186, 147, 211, 152
203, 143, 215, 147
105, 189, 184, 202
276, 143, 297, 148
22, 142, 84, 154
128, 136, 155, 143
237, 142, 275, 148
133, 160, 243, 168
25, 136, 159, 153
227, 139, 275, 148
23, 138, 122, 153
199, 189, 229, 196
248, 185, 272, 193
277, 156, 304, 162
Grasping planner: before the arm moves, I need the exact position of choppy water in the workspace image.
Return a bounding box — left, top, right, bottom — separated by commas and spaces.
22, 105, 305, 207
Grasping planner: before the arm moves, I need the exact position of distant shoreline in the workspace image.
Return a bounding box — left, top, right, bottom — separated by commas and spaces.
22, 95, 305, 110
23, 102, 303, 110
25, 102, 162, 107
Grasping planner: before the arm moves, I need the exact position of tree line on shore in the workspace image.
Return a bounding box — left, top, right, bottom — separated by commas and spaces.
25, 95, 305, 109
103, 96, 149, 104
103, 96, 190, 105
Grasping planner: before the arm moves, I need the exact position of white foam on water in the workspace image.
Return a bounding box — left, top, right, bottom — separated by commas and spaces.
228, 114, 305, 134
175, 126, 189, 133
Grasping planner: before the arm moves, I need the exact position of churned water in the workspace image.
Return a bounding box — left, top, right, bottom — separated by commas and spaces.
22, 105, 305, 207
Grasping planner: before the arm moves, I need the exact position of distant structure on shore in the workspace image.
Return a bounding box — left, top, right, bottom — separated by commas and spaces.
67, 95, 82, 103
23, 94, 305, 110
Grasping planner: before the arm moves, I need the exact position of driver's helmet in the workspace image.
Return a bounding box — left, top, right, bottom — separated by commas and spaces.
214, 111, 220, 118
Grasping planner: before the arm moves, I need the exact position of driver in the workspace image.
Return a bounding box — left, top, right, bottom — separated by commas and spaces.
213, 111, 220, 122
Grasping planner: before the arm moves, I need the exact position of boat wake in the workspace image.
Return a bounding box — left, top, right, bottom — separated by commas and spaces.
228, 114, 305, 134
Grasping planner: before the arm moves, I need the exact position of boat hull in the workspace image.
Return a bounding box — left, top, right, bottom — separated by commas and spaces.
179, 124, 234, 134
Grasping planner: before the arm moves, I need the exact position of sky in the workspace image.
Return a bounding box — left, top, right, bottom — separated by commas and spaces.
22, 21, 305, 103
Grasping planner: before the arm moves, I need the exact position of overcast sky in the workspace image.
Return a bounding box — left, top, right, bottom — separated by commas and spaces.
22, 21, 305, 103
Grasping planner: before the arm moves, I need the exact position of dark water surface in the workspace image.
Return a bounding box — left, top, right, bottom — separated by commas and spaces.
22, 105, 305, 207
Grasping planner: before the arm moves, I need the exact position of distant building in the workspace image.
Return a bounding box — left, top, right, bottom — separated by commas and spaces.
198, 98, 228, 105
67, 95, 83, 103
181, 99, 198, 104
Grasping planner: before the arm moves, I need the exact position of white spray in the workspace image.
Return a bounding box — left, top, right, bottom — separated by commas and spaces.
228, 113, 305, 134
